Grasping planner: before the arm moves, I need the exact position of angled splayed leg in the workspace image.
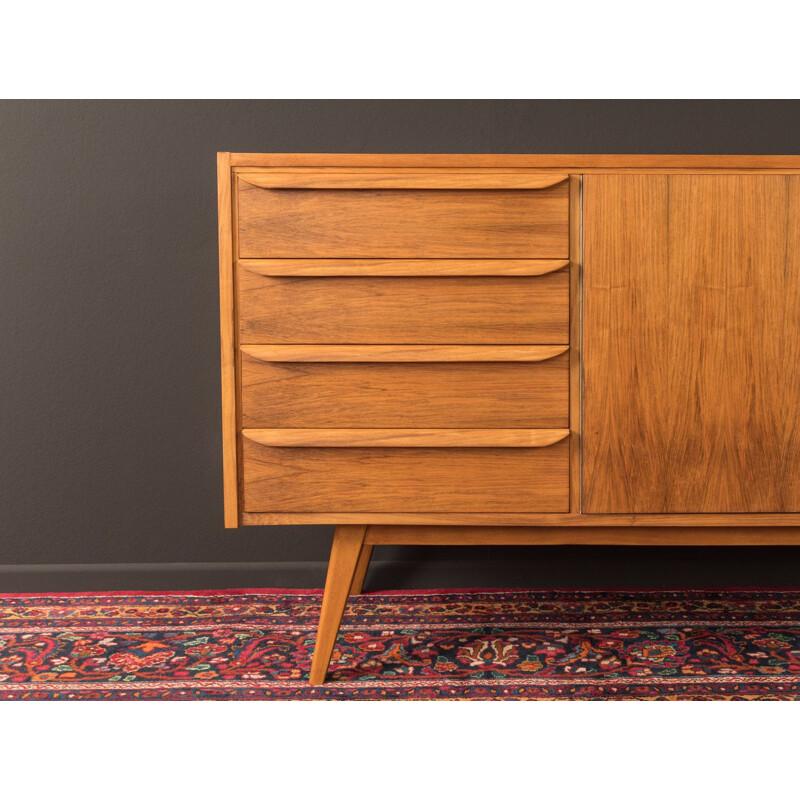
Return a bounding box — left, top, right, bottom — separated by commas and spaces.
309, 525, 368, 685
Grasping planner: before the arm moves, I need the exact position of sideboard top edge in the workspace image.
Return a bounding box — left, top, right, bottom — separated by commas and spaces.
224, 152, 800, 170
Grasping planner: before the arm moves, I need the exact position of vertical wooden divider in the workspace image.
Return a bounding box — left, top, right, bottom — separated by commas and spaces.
569, 174, 582, 514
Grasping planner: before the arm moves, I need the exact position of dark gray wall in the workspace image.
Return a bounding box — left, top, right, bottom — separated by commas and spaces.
3, 100, 800, 590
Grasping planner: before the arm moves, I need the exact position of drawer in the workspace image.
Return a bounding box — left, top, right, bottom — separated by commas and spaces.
240, 345, 569, 428
238, 273, 569, 344
236, 172, 569, 259
241, 430, 570, 513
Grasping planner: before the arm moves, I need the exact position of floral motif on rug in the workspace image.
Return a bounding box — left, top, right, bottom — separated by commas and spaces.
0, 589, 799, 700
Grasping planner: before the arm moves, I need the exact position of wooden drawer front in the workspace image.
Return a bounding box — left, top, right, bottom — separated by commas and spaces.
236, 175, 569, 259
241, 435, 569, 513
238, 273, 569, 344
240, 346, 569, 428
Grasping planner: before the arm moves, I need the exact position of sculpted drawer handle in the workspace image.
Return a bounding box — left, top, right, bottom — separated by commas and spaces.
238, 258, 569, 277
237, 171, 569, 190
240, 345, 569, 363
242, 429, 570, 448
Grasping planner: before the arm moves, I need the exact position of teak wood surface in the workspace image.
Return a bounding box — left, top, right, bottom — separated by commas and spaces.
583, 174, 800, 513
241, 352, 568, 429
242, 438, 570, 513
237, 178, 569, 258
220, 154, 800, 528
237, 272, 570, 345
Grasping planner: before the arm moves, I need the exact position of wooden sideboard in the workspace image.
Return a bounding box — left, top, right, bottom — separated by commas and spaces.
217, 153, 800, 684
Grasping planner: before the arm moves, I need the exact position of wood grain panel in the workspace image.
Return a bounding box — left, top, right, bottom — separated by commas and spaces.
241, 355, 568, 429
238, 273, 569, 344
237, 179, 568, 258
241, 439, 569, 513
583, 174, 800, 513
238, 258, 568, 277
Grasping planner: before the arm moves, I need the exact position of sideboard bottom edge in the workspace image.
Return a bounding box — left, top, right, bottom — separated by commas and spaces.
362, 527, 800, 546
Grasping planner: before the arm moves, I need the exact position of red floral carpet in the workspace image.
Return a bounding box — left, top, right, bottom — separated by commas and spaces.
1, 589, 799, 700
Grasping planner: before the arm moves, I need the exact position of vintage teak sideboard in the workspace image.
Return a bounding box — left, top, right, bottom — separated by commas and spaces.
217, 152, 800, 684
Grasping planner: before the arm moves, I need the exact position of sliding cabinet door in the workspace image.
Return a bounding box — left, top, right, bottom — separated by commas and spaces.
583, 174, 800, 512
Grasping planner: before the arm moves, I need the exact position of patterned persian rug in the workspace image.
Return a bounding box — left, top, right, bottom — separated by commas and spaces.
0, 589, 799, 700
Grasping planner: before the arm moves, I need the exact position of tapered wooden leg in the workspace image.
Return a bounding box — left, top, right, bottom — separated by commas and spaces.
309, 525, 368, 685
348, 544, 374, 595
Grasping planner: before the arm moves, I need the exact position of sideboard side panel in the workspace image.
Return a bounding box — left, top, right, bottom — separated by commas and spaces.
217, 152, 239, 527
